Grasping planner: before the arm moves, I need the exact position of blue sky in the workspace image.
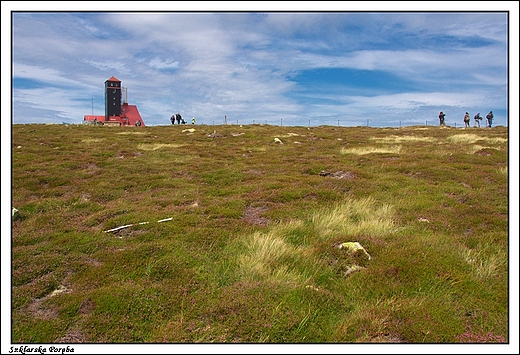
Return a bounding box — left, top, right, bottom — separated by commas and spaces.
4, 3, 516, 128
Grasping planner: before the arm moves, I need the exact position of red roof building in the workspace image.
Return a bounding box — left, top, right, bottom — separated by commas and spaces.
84, 76, 145, 126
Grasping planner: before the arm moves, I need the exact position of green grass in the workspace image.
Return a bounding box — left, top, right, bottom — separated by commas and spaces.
10, 123, 509, 344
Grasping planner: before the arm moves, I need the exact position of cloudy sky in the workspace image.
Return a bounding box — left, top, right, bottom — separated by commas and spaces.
4, 3, 515, 128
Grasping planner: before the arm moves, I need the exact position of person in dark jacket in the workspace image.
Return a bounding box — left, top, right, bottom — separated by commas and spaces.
463, 112, 470, 128
474, 113, 482, 127
486, 111, 494, 128
438, 111, 446, 126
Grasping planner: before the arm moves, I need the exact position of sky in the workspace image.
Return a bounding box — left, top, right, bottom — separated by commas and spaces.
4, 3, 516, 128
2, 2, 520, 354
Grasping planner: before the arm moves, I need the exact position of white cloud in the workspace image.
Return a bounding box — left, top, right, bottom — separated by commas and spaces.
147, 58, 179, 70
7, 10, 512, 127
13, 63, 96, 89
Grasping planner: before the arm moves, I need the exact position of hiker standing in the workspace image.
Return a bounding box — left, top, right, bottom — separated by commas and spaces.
191, 117, 196, 125
170, 114, 175, 125
463, 112, 470, 128
486, 111, 494, 128
176, 112, 182, 125
439, 111, 446, 126
474, 113, 482, 127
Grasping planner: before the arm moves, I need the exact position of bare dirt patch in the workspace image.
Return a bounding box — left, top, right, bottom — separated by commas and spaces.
78, 298, 95, 315
27, 284, 73, 320
319, 170, 356, 179
242, 206, 270, 226
55, 328, 87, 343
474, 149, 494, 156
368, 333, 405, 343
27, 298, 59, 320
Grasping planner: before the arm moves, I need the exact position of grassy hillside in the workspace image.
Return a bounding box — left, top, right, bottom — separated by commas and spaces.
10, 123, 509, 344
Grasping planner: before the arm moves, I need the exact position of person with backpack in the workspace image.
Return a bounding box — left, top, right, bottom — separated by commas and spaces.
486, 111, 494, 127
438, 111, 446, 126
176, 112, 182, 125
463, 112, 470, 128
473, 113, 482, 128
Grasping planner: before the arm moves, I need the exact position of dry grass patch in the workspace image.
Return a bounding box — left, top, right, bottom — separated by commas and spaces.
137, 143, 185, 150
276, 132, 302, 138
117, 131, 149, 135
445, 134, 506, 154
311, 197, 395, 239
340, 145, 401, 155
236, 231, 308, 286
447, 133, 482, 144
482, 137, 507, 144
497, 166, 507, 175
81, 138, 104, 144
445, 133, 507, 145
244, 146, 268, 152
467, 145, 501, 155
458, 244, 507, 280
370, 135, 436, 144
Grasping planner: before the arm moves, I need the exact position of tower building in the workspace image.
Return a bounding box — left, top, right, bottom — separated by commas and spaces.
84, 76, 145, 126
105, 76, 122, 119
